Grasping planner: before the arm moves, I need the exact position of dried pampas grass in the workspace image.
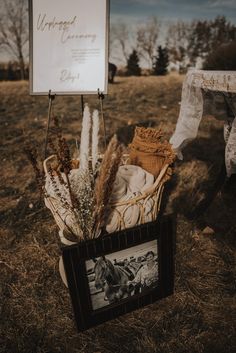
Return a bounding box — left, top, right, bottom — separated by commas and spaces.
93, 135, 124, 235
26, 105, 124, 241
92, 109, 100, 173
79, 104, 91, 170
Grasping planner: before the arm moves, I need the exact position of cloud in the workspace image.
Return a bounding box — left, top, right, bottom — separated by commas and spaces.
111, 0, 162, 4
130, 0, 163, 3
112, 0, 236, 10
208, 0, 236, 8
110, 0, 236, 23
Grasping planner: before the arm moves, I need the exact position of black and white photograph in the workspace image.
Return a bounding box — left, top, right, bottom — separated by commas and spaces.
62, 216, 174, 331
85, 240, 158, 311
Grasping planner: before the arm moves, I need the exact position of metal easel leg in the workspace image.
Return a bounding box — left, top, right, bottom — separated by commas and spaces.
81, 95, 84, 116
44, 90, 55, 159
98, 89, 107, 150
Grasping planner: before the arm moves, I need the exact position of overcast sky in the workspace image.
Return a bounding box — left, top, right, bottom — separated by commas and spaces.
110, 0, 236, 24
1, 0, 235, 64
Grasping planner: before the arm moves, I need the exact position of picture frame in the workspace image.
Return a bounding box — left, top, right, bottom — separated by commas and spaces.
62, 214, 176, 332
28, 0, 109, 95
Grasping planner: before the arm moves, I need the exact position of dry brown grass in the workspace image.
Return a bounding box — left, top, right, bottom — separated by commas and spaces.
0, 74, 235, 353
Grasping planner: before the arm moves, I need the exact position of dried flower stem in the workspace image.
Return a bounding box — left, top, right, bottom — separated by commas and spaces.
103, 144, 123, 206
73, 169, 95, 239
47, 166, 71, 211
79, 104, 91, 170
24, 143, 44, 195
92, 109, 99, 173
93, 135, 123, 235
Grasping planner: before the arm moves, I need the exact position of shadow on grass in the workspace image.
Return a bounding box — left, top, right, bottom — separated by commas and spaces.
170, 126, 234, 224
112, 119, 156, 145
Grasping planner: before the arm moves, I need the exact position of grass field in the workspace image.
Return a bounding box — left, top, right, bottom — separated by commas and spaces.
0, 74, 235, 353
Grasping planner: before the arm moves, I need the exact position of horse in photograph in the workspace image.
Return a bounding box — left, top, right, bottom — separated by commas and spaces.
94, 256, 134, 303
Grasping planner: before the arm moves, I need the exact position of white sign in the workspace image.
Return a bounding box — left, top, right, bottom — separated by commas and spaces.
29, 0, 109, 95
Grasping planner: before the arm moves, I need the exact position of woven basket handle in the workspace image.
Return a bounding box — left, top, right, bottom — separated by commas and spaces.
134, 163, 170, 201
43, 154, 57, 175
143, 163, 170, 194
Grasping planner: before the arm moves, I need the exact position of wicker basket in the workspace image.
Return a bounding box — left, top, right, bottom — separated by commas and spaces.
43, 155, 82, 245
43, 155, 171, 243
105, 163, 170, 233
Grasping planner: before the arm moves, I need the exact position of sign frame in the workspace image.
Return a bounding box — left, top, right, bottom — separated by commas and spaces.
29, 0, 109, 95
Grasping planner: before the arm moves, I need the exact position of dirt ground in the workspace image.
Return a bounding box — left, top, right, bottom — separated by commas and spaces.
0, 74, 235, 353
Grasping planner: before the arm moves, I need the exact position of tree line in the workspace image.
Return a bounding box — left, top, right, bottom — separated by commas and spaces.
111, 16, 236, 76
0, 0, 235, 80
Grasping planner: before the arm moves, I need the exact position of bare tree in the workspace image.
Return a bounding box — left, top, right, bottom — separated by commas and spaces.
166, 21, 192, 70
110, 22, 132, 66
136, 17, 160, 69
0, 0, 28, 79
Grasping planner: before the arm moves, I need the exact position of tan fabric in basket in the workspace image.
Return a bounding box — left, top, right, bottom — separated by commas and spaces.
106, 164, 164, 233
129, 146, 167, 178
129, 127, 175, 178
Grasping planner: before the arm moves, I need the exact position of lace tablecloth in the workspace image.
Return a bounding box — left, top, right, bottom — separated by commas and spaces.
170, 70, 236, 177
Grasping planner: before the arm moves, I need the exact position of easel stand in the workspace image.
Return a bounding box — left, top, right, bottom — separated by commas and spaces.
98, 88, 107, 150
44, 90, 55, 159
43, 89, 107, 159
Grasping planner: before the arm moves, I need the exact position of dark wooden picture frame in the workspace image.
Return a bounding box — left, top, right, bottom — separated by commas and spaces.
62, 214, 175, 332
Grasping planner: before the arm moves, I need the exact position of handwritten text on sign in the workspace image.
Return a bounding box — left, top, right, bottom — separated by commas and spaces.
30, 0, 108, 94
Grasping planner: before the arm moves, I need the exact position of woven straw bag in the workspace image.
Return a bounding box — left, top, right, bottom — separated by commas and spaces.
43, 155, 171, 243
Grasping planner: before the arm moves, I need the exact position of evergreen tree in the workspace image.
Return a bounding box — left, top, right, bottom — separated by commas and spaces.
203, 41, 236, 70
188, 16, 236, 66
153, 46, 169, 75
126, 50, 141, 76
